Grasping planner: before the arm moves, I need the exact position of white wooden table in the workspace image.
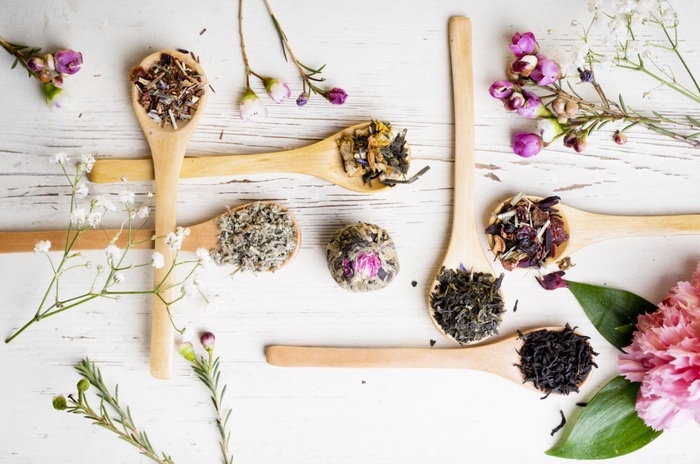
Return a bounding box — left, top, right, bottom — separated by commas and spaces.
1, 1, 699, 462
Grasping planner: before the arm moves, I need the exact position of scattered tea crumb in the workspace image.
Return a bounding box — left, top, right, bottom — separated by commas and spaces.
550, 410, 566, 436
361, 380, 366, 385
219, 129, 224, 140
429, 339, 436, 347
177, 48, 189, 54
429, 266, 505, 344
512, 299, 519, 312
78, 113, 83, 118
210, 202, 297, 272
411, 280, 418, 288
130, 52, 206, 129
200, 28, 207, 35
576, 402, 588, 407
516, 324, 598, 397
208, 84, 216, 94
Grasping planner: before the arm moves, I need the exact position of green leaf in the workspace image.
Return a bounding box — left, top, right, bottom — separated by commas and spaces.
566, 280, 656, 350
547, 376, 662, 459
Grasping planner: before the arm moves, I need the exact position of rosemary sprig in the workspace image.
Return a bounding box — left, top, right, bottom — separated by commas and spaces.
56, 358, 176, 464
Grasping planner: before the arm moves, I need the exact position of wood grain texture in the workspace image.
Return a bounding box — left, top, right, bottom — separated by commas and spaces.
1, 0, 700, 463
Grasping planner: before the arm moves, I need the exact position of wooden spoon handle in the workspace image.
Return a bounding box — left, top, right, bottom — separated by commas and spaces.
0, 229, 153, 253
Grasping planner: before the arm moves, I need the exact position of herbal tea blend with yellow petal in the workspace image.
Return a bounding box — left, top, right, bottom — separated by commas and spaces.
326, 222, 400, 292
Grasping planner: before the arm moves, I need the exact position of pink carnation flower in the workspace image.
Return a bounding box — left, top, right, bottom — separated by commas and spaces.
618, 263, 700, 431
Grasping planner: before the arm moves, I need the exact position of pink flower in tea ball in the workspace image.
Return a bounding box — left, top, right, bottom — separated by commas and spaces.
510, 55, 538, 77
342, 252, 382, 280
239, 87, 268, 122
263, 77, 292, 104
54, 49, 83, 75
618, 263, 700, 431
509, 32, 539, 57
516, 90, 551, 119
489, 80, 515, 100
512, 132, 543, 158
530, 55, 560, 86
324, 87, 348, 105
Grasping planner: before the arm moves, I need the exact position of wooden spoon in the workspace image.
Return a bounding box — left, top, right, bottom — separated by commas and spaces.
265, 327, 593, 394
87, 123, 408, 193
132, 50, 209, 379
488, 195, 700, 265
0, 203, 301, 270
427, 17, 502, 344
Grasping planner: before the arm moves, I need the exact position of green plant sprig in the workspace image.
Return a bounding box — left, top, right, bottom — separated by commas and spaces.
55, 358, 176, 464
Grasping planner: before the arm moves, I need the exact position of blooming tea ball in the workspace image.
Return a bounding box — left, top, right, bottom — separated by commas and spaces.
326, 222, 399, 292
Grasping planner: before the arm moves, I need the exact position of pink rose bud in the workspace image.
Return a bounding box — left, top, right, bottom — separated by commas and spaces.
325, 87, 347, 105
54, 49, 83, 75
510, 55, 538, 77
512, 132, 543, 158
509, 32, 539, 57
504, 92, 525, 111
488, 80, 515, 100
27, 57, 45, 73
530, 57, 560, 86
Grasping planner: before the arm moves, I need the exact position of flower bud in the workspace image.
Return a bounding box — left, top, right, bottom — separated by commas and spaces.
296, 92, 309, 107
557, 114, 568, 124
538, 118, 562, 143
43, 83, 71, 111
77, 379, 90, 392
510, 55, 538, 77
37, 68, 52, 84
54, 49, 83, 75
200, 332, 216, 352
488, 80, 515, 100
564, 101, 579, 118
563, 132, 578, 148
324, 87, 348, 105
27, 57, 45, 73
52, 75, 64, 87
613, 130, 627, 145
239, 87, 268, 122
573, 136, 587, 153
52, 395, 68, 410
579, 68, 594, 83
178, 341, 196, 361
44, 54, 56, 71
509, 32, 539, 57
512, 132, 543, 158
262, 77, 292, 104
504, 92, 525, 111
551, 97, 567, 115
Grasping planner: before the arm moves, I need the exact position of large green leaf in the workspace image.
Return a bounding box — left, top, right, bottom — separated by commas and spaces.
546, 376, 662, 459
566, 281, 657, 350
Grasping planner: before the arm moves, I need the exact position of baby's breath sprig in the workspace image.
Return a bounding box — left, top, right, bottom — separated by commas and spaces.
53, 358, 176, 464
178, 332, 234, 464
4, 156, 208, 343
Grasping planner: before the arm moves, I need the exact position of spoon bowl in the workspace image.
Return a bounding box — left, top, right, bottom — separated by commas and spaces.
488, 194, 700, 266
0, 202, 301, 271
87, 123, 416, 193
265, 326, 594, 394
427, 17, 503, 345
132, 50, 209, 379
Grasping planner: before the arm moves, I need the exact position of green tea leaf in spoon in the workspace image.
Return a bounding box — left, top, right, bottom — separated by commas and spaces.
546, 376, 662, 459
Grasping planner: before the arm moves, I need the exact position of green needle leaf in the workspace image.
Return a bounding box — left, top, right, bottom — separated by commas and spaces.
546, 376, 662, 459
566, 280, 656, 350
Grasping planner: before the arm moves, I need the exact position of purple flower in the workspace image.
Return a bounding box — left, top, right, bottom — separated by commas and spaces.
239, 87, 268, 122
530, 57, 560, 86
504, 91, 525, 111
510, 55, 538, 77
536, 271, 569, 290
512, 132, 543, 158
509, 32, 539, 57
27, 57, 45, 73
489, 80, 515, 100
296, 92, 309, 106
200, 332, 215, 352
325, 87, 347, 105
54, 49, 83, 75
263, 77, 292, 104
517, 91, 551, 119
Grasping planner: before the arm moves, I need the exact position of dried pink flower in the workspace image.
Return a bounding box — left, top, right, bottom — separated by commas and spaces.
618, 264, 700, 431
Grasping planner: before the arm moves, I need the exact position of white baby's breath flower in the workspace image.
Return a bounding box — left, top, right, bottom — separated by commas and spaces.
177, 226, 191, 237
182, 282, 198, 297
661, 7, 677, 26
181, 327, 195, 342
113, 272, 125, 284
74, 182, 89, 199
151, 251, 165, 269
147, 191, 154, 198
119, 190, 135, 205
70, 208, 88, 225
196, 247, 213, 266
105, 244, 122, 261
136, 205, 150, 219
78, 154, 96, 173
87, 211, 103, 228
164, 231, 183, 251
34, 240, 51, 254
50, 152, 70, 165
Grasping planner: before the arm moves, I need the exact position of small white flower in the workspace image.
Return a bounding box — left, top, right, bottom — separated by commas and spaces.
182, 282, 198, 297
87, 211, 103, 228
181, 327, 195, 342
151, 252, 165, 269
50, 152, 70, 165
74, 182, 89, 199
105, 244, 122, 260
177, 226, 191, 237
164, 231, 183, 251
78, 154, 96, 173
147, 191, 154, 198
70, 208, 88, 225
34, 240, 51, 253
113, 272, 125, 284
119, 190, 135, 205
196, 247, 213, 266
136, 205, 150, 220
